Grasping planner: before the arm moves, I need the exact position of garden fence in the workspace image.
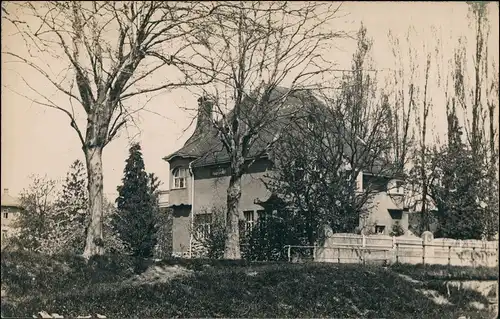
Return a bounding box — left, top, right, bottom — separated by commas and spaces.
284, 233, 499, 267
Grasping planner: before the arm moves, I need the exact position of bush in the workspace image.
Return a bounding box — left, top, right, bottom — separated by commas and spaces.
0, 251, 149, 298
243, 216, 289, 261
190, 207, 227, 259
153, 207, 173, 259
390, 221, 405, 237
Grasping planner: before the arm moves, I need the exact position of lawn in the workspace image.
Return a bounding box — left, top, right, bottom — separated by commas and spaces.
1, 251, 497, 318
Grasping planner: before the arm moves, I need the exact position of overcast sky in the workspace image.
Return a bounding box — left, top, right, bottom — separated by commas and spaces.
1, 2, 498, 200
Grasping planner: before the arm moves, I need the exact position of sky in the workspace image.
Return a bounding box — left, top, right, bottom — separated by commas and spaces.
1, 2, 499, 200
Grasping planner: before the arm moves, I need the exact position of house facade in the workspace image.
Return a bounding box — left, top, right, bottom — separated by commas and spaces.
358, 174, 408, 235
164, 92, 408, 257
1, 188, 23, 249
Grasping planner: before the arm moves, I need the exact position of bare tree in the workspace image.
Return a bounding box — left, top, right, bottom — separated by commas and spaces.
416, 52, 433, 232
266, 24, 397, 242
386, 28, 418, 173
183, 1, 348, 259
2, 1, 215, 258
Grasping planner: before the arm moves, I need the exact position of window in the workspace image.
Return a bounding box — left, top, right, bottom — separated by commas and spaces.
389, 209, 403, 220
375, 225, 386, 235
1, 230, 7, 240
194, 214, 212, 239
244, 210, 255, 233
173, 167, 187, 189
387, 180, 404, 195
3, 212, 8, 219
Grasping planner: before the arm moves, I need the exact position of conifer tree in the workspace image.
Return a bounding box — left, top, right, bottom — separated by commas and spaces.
113, 143, 160, 257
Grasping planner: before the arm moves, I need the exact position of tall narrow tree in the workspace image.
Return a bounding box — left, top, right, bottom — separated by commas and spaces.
113, 143, 160, 257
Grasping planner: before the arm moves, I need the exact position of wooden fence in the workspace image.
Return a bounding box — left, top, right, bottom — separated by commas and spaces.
285, 232, 499, 267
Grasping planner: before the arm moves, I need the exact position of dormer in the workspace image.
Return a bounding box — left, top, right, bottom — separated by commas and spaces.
172, 166, 188, 190
387, 179, 404, 196
167, 159, 193, 207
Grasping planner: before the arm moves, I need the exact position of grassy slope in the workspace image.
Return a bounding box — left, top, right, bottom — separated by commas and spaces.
1, 252, 497, 318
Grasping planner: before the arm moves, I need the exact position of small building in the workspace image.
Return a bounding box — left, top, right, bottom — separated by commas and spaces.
1, 188, 23, 249
163, 89, 408, 256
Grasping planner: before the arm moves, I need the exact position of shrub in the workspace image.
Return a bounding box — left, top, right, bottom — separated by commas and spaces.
390, 221, 405, 237
153, 207, 173, 259
0, 251, 149, 298
191, 207, 227, 259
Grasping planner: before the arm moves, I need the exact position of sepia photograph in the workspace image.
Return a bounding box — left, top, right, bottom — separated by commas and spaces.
1, 1, 499, 318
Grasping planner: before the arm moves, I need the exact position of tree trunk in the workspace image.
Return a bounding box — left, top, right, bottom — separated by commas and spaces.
421, 182, 429, 232
82, 145, 105, 258
224, 174, 242, 259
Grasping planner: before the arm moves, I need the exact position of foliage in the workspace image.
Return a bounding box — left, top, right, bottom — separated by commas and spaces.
112, 143, 160, 257
153, 207, 173, 259
14, 175, 58, 252
429, 146, 486, 240
101, 201, 128, 254
191, 207, 227, 259
12, 162, 126, 255
408, 100, 495, 239
1, 253, 495, 319
409, 107, 490, 239
41, 160, 88, 254
0, 251, 147, 298
408, 210, 439, 237
389, 221, 406, 237
243, 211, 300, 262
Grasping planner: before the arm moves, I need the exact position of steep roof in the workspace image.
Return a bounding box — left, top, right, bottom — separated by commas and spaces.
163, 87, 401, 178
164, 87, 320, 167
1, 192, 22, 208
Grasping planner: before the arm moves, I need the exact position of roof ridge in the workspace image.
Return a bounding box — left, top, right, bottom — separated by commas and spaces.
164, 88, 322, 163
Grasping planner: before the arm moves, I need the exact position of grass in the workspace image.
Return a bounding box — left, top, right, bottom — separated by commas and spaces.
389, 263, 499, 281
1, 251, 497, 318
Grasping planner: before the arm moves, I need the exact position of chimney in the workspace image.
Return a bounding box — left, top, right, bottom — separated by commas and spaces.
195, 96, 213, 132
3, 188, 8, 194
